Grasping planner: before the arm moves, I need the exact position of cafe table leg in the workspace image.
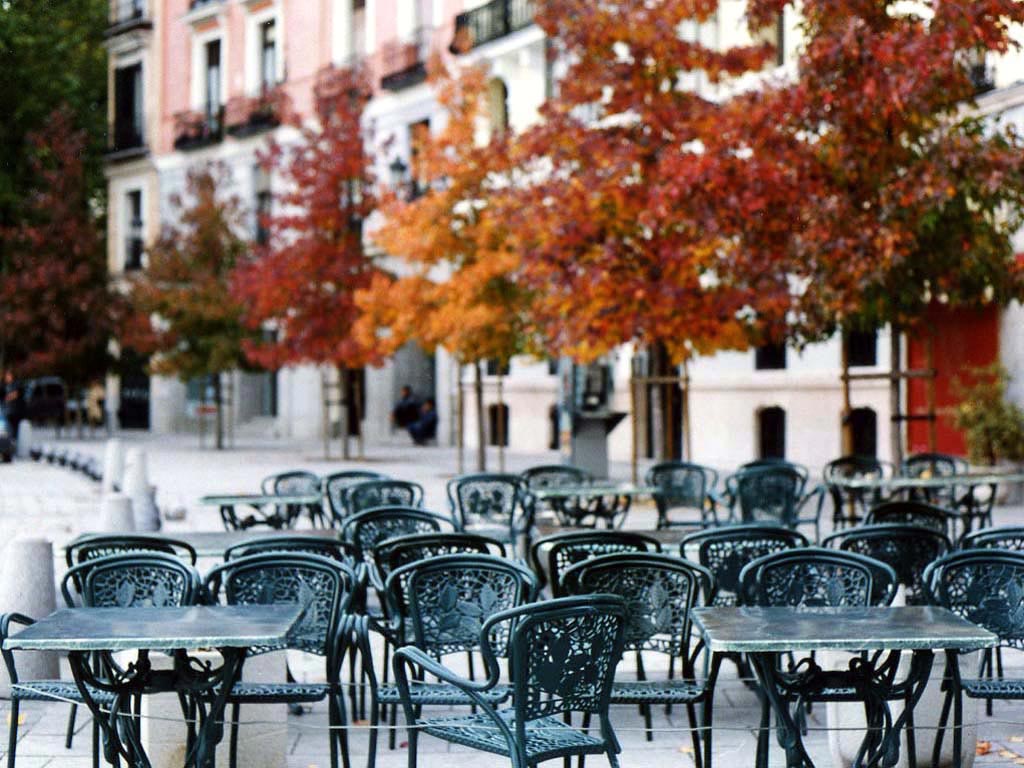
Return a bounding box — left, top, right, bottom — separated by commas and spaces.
178, 647, 247, 768
701, 652, 725, 768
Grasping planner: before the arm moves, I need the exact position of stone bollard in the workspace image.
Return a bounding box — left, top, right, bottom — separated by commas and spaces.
0, 538, 58, 698
99, 493, 135, 533
102, 438, 125, 493
14, 421, 33, 459
124, 449, 160, 532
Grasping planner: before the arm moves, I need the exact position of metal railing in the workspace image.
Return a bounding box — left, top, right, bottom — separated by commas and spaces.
107, 0, 151, 35
451, 0, 535, 52
379, 27, 432, 90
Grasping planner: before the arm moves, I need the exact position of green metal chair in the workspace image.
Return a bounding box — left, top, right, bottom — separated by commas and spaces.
645, 461, 721, 528
204, 552, 357, 768
323, 470, 387, 525
529, 529, 661, 597
447, 473, 532, 555
393, 594, 629, 768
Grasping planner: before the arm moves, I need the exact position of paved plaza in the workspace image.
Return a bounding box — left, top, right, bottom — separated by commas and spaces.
0, 431, 1023, 766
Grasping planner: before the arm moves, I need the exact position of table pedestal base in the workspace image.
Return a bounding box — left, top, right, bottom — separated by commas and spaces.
68, 647, 246, 768
748, 649, 934, 768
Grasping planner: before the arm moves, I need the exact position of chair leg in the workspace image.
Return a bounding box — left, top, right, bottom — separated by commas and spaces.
406, 713, 419, 768
367, 688, 379, 768
7, 699, 19, 768
931, 687, 953, 768
65, 703, 77, 749
327, 694, 340, 768
229, 702, 241, 768
91, 716, 99, 768
755, 694, 770, 768
686, 702, 702, 768
904, 693, 916, 768
665, 655, 675, 715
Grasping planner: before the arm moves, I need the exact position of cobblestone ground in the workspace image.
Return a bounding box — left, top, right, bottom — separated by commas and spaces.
0, 430, 1023, 767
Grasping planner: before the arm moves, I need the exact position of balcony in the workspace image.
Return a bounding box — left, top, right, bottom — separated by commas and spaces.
106, 124, 147, 163
173, 107, 224, 151
380, 28, 431, 91
106, 0, 152, 37
225, 87, 290, 138
450, 0, 535, 53
970, 61, 995, 95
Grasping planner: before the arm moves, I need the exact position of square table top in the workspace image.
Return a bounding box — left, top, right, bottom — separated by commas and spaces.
4, 605, 304, 652
532, 484, 656, 500
692, 606, 997, 653
198, 493, 322, 506
833, 471, 1024, 491
66, 529, 340, 559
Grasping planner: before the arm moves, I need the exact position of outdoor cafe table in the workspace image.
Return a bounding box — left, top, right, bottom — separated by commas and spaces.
4, 604, 304, 768
66, 528, 340, 559
530, 483, 656, 528
198, 492, 323, 530
830, 470, 1024, 532
692, 606, 997, 768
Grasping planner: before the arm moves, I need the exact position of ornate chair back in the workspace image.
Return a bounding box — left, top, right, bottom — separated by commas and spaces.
341, 507, 454, 563
681, 524, 808, 606
530, 530, 662, 596
823, 524, 950, 605
66, 534, 198, 569
261, 470, 320, 495
62, 552, 202, 608
900, 452, 968, 507
322, 470, 387, 524
739, 547, 897, 608
960, 526, 1024, 552
727, 466, 804, 528
645, 461, 719, 528
223, 534, 354, 563
447, 473, 531, 550
866, 500, 957, 539
347, 480, 424, 516
374, 532, 506, 587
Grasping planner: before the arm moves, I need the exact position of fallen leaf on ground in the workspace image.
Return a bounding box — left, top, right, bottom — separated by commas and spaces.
678, 746, 694, 753
976, 741, 991, 755
1012, 736, 1024, 744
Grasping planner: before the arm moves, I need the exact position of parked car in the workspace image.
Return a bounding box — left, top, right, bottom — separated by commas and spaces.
0, 408, 14, 462
22, 377, 67, 425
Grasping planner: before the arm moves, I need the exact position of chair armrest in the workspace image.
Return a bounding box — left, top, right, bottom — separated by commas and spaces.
394, 646, 499, 693
0, 613, 35, 685
796, 483, 826, 521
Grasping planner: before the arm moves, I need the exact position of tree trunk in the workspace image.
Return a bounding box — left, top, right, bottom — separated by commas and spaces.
497, 373, 505, 472
213, 373, 224, 451
474, 361, 486, 472
339, 365, 351, 461
456, 361, 465, 475
889, 326, 903, 467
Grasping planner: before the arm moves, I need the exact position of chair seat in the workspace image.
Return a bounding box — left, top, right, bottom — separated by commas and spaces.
12, 680, 115, 705
961, 678, 1024, 699
227, 681, 329, 703
421, 710, 607, 760
609, 679, 707, 704
377, 681, 510, 705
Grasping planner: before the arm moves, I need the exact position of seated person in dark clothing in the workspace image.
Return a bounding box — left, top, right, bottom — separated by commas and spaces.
391, 385, 421, 429
408, 398, 438, 445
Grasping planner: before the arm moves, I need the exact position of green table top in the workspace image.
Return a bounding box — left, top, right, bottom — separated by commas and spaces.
532, 484, 656, 500
832, 471, 1024, 491
198, 493, 322, 506
692, 606, 997, 653
4, 605, 304, 652
66, 529, 340, 558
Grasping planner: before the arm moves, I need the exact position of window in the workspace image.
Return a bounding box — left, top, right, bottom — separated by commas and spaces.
849, 407, 877, 457
205, 39, 222, 127
485, 358, 510, 376
846, 329, 878, 367
260, 20, 277, 93
547, 358, 559, 376
113, 63, 144, 150
488, 403, 509, 447
254, 166, 271, 246
124, 190, 144, 271
487, 78, 509, 136
758, 406, 786, 459
753, 12, 785, 67
409, 119, 430, 199
755, 343, 786, 370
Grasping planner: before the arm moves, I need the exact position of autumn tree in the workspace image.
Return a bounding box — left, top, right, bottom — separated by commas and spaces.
233, 66, 380, 459
0, 109, 113, 389
725, 0, 1024, 456
125, 163, 254, 449
356, 62, 531, 469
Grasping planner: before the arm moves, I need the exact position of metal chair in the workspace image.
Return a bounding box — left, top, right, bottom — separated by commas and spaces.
205, 553, 357, 768
865, 500, 959, 540
65, 533, 198, 568
564, 553, 713, 760
726, 465, 826, 541
261, 469, 327, 527
347, 479, 425, 516
392, 595, 629, 768
823, 524, 951, 605
739, 548, 899, 768
340, 507, 456, 565
367, 554, 538, 763
529, 530, 662, 597
645, 461, 720, 528
447, 473, 532, 555
520, 465, 602, 527
960, 525, 1024, 551
323, 470, 387, 525
223, 534, 354, 563
823, 455, 893, 529
899, 452, 968, 506
373, 532, 507, 586
681, 524, 808, 607
925, 550, 1024, 765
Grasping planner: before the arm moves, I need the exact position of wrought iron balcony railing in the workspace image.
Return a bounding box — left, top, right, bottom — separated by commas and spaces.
451, 0, 535, 53
380, 27, 432, 91
173, 107, 225, 151
225, 87, 290, 138
107, 0, 152, 36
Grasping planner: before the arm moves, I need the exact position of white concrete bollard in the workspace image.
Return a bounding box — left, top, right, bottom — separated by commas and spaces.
0, 538, 58, 698
102, 438, 125, 493
124, 448, 160, 532
99, 493, 135, 533
14, 421, 33, 459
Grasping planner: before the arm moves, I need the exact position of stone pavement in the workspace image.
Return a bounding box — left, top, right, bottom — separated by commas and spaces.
0, 431, 1023, 766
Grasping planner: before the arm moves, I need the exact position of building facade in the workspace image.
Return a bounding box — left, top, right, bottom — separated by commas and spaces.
105, 0, 1024, 473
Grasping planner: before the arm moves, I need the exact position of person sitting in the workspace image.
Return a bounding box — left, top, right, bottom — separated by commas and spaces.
408, 398, 438, 446
391, 385, 420, 430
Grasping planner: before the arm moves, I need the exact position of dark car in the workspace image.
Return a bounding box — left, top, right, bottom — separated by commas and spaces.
0, 408, 14, 462
22, 377, 67, 425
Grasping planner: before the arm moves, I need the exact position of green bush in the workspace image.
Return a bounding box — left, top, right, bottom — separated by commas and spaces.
949, 364, 1024, 466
